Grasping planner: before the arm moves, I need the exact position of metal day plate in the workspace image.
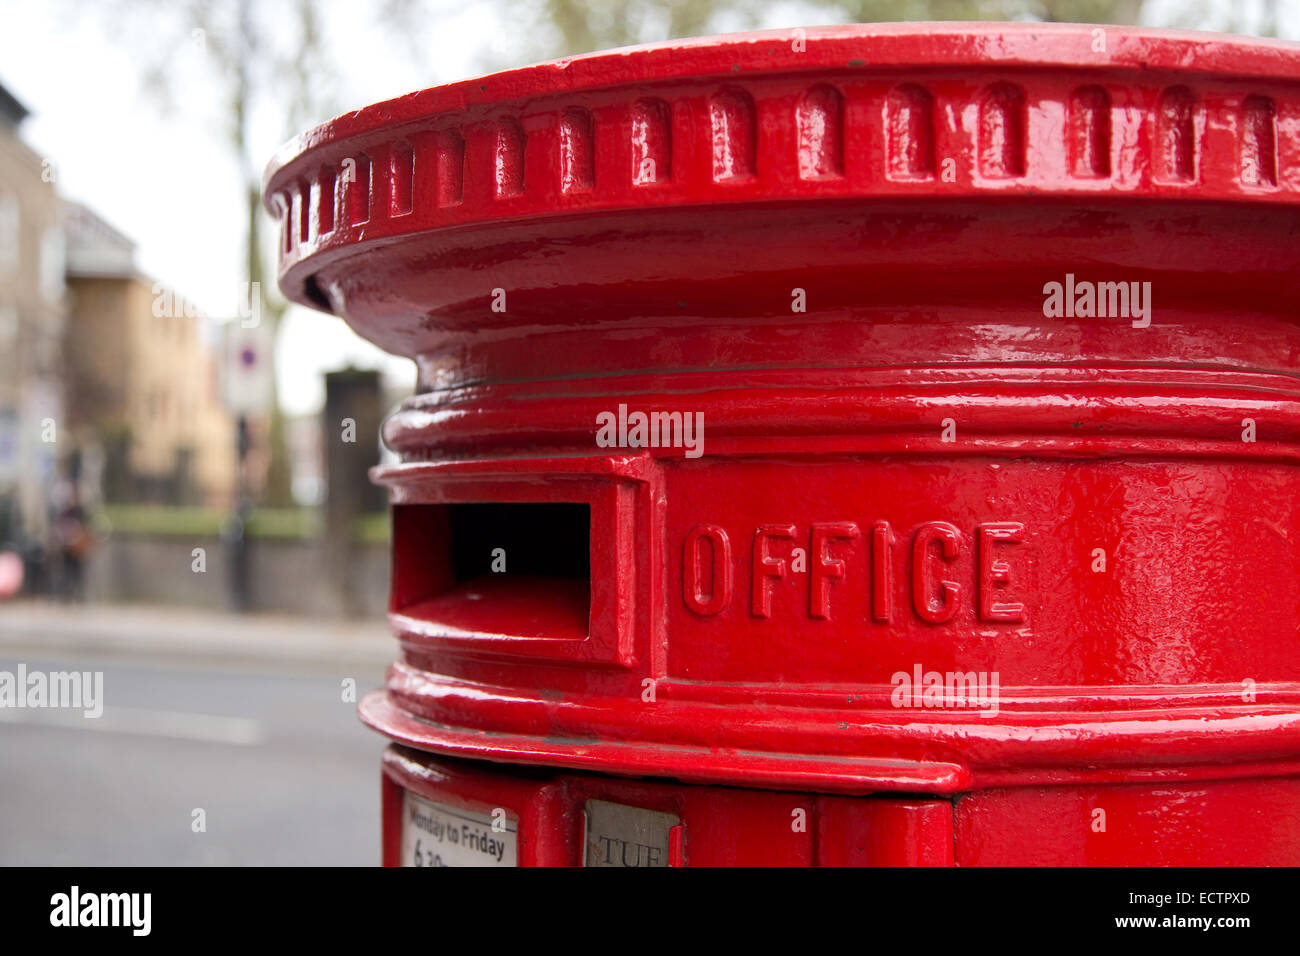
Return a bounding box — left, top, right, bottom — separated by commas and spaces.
399, 790, 517, 867
584, 799, 680, 867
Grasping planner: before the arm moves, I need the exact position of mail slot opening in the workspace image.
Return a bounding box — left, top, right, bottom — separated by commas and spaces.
391, 502, 591, 640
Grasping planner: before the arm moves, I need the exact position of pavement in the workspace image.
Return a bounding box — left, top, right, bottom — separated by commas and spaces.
0, 599, 393, 673
0, 600, 397, 865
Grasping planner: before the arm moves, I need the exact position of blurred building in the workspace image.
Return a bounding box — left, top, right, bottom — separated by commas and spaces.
287, 412, 325, 506
63, 202, 237, 508
0, 81, 65, 548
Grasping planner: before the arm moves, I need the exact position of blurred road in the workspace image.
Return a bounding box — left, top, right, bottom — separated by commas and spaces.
0, 603, 391, 866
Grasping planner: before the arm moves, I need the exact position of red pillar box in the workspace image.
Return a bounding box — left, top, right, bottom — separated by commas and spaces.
265, 23, 1300, 866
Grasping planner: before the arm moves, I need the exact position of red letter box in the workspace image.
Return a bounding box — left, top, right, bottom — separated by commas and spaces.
265, 23, 1300, 866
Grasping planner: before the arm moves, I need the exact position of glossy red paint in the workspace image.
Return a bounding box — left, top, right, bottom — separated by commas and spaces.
382, 745, 956, 866
266, 23, 1300, 865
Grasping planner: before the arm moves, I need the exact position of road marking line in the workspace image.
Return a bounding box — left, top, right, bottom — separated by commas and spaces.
0, 706, 265, 745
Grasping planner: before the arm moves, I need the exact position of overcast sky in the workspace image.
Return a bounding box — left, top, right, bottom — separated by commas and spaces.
0, 0, 510, 414
1, 0, 1294, 414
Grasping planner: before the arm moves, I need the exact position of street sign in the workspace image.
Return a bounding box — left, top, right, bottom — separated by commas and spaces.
222, 322, 274, 416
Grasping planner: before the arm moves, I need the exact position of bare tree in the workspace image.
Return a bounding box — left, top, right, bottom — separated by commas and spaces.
488, 0, 1155, 67
811, 0, 1145, 26
89, 0, 436, 505
485, 0, 768, 64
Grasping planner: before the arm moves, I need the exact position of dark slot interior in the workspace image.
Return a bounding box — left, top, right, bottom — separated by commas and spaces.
391, 502, 591, 640
449, 503, 589, 582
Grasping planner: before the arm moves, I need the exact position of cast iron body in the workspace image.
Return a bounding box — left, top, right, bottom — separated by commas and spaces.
266, 23, 1300, 865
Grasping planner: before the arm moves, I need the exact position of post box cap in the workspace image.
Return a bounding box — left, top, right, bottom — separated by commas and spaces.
264, 22, 1300, 320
